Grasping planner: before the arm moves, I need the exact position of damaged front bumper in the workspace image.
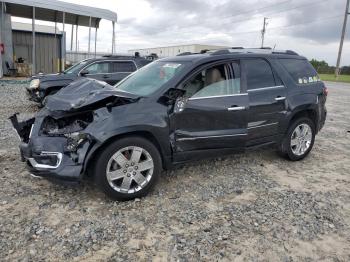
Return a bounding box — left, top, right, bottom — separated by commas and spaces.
10, 113, 91, 183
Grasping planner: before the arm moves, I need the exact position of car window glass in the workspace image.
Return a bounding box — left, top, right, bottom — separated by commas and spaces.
111, 61, 137, 73
84, 62, 110, 74
183, 63, 241, 98
64, 60, 89, 74
245, 59, 276, 90
116, 61, 187, 96
279, 58, 319, 84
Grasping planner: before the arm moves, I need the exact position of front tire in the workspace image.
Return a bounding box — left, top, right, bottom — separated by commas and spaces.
94, 136, 162, 201
280, 117, 315, 161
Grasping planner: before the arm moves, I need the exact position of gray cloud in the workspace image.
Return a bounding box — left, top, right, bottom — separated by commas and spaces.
118, 0, 347, 45
282, 0, 347, 43
62, 0, 349, 65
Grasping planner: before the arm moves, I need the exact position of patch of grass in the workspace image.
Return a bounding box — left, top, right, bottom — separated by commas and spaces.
319, 74, 350, 83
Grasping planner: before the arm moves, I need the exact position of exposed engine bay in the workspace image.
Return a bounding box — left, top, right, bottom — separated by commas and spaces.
9, 78, 141, 182
41, 112, 93, 136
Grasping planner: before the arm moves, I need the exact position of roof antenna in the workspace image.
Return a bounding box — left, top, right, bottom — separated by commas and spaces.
273, 44, 276, 51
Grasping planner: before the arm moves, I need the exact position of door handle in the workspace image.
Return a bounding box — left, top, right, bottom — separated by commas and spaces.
102, 75, 109, 79
227, 106, 245, 111
275, 96, 286, 101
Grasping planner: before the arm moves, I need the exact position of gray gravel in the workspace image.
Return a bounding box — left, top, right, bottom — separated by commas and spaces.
0, 81, 349, 261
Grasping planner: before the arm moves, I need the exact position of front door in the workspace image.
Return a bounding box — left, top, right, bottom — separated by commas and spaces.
82, 61, 112, 84
242, 58, 287, 144
170, 61, 248, 161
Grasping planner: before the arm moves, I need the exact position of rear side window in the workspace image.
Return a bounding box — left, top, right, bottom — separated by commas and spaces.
244, 59, 276, 90
279, 59, 319, 84
111, 61, 137, 73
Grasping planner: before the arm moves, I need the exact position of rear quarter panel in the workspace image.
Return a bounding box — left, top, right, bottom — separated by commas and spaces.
273, 57, 326, 134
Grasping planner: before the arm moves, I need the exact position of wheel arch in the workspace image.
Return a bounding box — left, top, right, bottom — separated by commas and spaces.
286, 106, 318, 134
83, 130, 170, 177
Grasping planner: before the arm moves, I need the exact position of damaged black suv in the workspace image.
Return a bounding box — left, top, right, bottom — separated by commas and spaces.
11, 48, 327, 200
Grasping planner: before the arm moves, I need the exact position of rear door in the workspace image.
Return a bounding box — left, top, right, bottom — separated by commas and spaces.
242, 58, 287, 144
170, 61, 248, 160
109, 61, 137, 85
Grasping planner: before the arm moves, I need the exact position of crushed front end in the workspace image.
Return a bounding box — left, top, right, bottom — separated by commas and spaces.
10, 111, 93, 183
10, 78, 140, 184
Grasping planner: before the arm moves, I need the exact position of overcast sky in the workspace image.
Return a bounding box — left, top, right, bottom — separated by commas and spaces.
13, 0, 350, 65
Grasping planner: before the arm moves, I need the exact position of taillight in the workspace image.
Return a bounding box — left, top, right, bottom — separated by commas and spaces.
323, 87, 328, 96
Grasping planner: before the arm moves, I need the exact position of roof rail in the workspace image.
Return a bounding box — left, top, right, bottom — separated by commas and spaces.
177, 52, 195, 56
102, 54, 135, 58
210, 47, 298, 56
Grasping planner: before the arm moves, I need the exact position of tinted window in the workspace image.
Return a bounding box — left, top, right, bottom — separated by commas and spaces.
84, 62, 110, 74
183, 62, 241, 98
279, 59, 319, 84
245, 59, 276, 90
64, 59, 90, 74
111, 61, 137, 73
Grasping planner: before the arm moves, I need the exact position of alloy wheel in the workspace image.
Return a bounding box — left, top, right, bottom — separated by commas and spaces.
290, 123, 313, 156
106, 146, 154, 193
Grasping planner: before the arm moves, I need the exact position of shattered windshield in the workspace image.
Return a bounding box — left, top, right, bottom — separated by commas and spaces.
64, 60, 90, 74
115, 61, 187, 96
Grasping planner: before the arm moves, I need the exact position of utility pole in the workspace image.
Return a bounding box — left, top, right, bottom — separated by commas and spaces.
261, 17, 268, 48
335, 0, 350, 78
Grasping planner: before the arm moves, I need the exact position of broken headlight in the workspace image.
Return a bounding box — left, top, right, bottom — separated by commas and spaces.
65, 132, 89, 151
29, 79, 40, 89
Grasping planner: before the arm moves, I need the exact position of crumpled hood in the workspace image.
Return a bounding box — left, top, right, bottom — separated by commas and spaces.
44, 78, 140, 112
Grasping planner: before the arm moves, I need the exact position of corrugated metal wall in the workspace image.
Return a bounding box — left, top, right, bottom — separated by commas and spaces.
12, 31, 62, 74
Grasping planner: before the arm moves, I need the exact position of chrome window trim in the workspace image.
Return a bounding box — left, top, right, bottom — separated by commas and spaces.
78, 60, 138, 76
247, 85, 285, 92
28, 151, 63, 169
188, 93, 248, 101
247, 122, 278, 130
177, 133, 247, 141
29, 124, 34, 139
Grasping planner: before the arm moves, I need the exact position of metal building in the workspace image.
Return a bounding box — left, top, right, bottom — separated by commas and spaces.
12, 22, 63, 74
128, 44, 230, 58
0, 0, 118, 77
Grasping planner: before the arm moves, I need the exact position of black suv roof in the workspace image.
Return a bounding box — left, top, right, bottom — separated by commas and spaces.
82, 55, 150, 64
163, 47, 306, 64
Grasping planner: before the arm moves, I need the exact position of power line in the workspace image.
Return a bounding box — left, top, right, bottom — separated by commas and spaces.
157, 14, 343, 47
268, 14, 343, 31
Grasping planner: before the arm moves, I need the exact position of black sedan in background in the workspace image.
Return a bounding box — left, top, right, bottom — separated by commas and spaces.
26, 54, 150, 104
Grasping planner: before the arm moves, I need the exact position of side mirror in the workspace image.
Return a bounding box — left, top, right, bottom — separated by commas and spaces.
174, 97, 188, 113
80, 69, 89, 76
159, 88, 185, 105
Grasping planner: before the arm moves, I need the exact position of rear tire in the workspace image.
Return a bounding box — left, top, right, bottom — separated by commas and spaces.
94, 136, 162, 201
279, 117, 315, 161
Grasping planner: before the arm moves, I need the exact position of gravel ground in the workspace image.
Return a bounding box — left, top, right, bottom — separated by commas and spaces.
0, 81, 349, 261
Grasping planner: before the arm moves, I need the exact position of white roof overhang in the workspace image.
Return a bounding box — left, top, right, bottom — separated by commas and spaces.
2, 0, 118, 28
